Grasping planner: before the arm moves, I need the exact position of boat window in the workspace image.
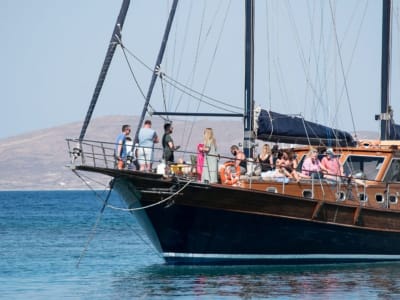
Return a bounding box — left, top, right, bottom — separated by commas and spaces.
266, 187, 277, 193
336, 191, 346, 201
358, 193, 368, 202
302, 190, 313, 199
383, 158, 400, 182
343, 155, 385, 180
375, 194, 384, 203
389, 195, 398, 204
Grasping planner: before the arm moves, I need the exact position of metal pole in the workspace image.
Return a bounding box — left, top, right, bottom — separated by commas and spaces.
243, 0, 255, 158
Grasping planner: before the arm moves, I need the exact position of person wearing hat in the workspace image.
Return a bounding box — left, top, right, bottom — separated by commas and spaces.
321, 148, 344, 181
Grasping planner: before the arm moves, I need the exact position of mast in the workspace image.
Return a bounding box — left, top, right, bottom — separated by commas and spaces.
243, 0, 255, 158
134, 0, 179, 144
380, 0, 391, 140
78, 0, 131, 141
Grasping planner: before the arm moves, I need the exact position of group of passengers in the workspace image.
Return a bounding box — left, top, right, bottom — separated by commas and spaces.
114, 122, 344, 183
114, 121, 160, 171
255, 144, 344, 182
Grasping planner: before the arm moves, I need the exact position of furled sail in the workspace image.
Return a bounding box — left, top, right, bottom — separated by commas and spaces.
255, 109, 356, 146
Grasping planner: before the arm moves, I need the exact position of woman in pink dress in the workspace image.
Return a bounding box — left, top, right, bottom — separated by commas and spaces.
197, 143, 204, 181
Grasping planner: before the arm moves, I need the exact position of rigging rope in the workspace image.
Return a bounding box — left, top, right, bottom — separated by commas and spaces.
71, 169, 164, 260
113, 34, 241, 114
284, 0, 322, 105
331, 1, 369, 142
72, 169, 109, 191
159, 70, 171, 123
180, 0, 234, 151
72, 166, 193, 212
135, 0, 179, 145
116, 35, 164, 122
328, 0, 357, 139
118, 38, 147, 101
76, 179, 114, 268
107, 179, 193, 211
265, 1, 272, 111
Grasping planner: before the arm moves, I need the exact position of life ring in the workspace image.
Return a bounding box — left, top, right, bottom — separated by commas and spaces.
220, 161, 241, 185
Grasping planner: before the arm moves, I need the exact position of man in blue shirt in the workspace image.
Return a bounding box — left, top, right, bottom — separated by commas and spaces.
138, 120, 159, 171
114, 124, 131, 169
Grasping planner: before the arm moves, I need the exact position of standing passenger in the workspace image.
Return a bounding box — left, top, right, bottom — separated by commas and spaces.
138, 120, 159, 171
114, 124, 131, 169
201, 128, 218, 183
197, 143, 205, 181
162, 123, 180, 173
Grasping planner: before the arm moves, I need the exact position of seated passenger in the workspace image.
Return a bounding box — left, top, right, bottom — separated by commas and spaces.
320, 148, 344, 181
271, 144, 279, 167
256, 144, 274, 172
275, 150, 304, 182
222, 145, 247, 184
301, 148, 327, 179
230, 145, 247, 175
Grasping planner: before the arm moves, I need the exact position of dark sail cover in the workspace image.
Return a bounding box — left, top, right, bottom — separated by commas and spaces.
389, 121, 400, 140
256, 109, 356, 146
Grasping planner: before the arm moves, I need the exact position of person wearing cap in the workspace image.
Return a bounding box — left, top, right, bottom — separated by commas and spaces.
321, 148, 344, 181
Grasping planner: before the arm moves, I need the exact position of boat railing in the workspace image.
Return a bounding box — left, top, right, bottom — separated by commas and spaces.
66, 138, 116, 169
66, 138, 197, 173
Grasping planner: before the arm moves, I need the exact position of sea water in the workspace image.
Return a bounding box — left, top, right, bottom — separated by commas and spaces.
1, 190, 400, 299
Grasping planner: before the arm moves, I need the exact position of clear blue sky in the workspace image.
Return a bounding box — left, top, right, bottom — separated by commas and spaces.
1, 0, 399, 139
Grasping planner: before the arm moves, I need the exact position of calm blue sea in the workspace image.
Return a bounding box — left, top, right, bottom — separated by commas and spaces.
1, 190, 400, 299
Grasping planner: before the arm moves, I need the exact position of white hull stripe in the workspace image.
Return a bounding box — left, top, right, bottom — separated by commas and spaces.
163, 252, 400, 260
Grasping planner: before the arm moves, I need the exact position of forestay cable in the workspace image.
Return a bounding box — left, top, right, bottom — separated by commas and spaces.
76, 180, 114, 268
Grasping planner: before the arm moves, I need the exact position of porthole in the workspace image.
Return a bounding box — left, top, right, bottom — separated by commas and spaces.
358, 193, 368, 202
303, 190, 313, 199
336, 191, 346, 201
266, 187, 277, 193
375, 194, 384, 203
389, 195, 398, 204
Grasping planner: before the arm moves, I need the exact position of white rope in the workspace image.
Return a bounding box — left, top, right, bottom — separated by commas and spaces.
106, 179, 194, 211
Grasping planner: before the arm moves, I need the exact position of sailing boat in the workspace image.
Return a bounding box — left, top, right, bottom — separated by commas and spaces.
68, 0, 400, 265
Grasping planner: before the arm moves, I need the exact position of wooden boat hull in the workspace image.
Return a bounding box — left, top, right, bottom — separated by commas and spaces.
79, 166, 400, 265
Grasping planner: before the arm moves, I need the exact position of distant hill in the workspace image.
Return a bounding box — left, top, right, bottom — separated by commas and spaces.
0, 115, 378, 190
